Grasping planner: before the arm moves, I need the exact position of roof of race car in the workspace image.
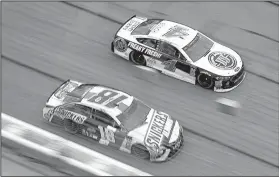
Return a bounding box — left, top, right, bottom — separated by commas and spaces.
138, 20, 198, 48
80, 85, 134, 117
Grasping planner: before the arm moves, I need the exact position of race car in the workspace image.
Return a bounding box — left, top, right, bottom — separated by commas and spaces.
43, 79, 183, 162
111, 15, 246, 92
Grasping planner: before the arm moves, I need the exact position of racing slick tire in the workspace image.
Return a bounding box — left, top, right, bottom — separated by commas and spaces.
64, 119, 79, 134
197, 71, 214, 89
130, 51, 146, 66
131, 144, 150, 160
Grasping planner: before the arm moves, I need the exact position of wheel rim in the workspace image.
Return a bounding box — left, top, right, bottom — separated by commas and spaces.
198, 74, 213, 88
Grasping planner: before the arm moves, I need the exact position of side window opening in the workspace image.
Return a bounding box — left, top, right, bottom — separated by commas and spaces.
61, 103, 75, 112
74, 104, 92, 117
137, 38, 157, 49
175, 62, 191, 73
159, 42, 180, 58
94, 110, 116, 127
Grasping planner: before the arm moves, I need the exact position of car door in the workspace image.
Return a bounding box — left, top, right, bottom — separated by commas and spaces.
157, 41, 196, 84
175, 60, 196, 84
90, 110, 127, 149
136, 38, 162, 68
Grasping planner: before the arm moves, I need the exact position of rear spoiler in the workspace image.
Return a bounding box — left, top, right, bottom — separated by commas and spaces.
114, 15, 136, 37
47, 79, 83, 102
114, 15, 148, 38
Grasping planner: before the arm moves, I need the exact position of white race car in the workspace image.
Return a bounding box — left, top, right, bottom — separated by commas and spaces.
43, 80, 183, 162
111, 15, 246, 92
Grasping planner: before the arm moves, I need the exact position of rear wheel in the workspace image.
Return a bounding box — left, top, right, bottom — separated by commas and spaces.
64, 119, 79, 134
131, 144, 150, 160
130, 51, 146, 66
197, 71, 214, 89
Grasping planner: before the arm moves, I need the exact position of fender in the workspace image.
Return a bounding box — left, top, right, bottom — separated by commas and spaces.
198, 70, 212, 77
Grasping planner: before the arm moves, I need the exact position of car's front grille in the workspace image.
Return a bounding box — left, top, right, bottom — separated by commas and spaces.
169, 135, 181, 149
167, 130, 184, 158
168, 135, 183, 158
230, 66, 244, 83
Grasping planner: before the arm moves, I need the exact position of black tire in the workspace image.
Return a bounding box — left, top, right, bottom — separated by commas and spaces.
64, 119, 79, 134
111, 41, 114, 52
131, 144, 150, 160
130, 51, 146, 66
197, 71, 214, 89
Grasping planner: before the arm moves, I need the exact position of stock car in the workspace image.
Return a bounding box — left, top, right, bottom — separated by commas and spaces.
43, 79, 183, 162
111, 15, 246, 92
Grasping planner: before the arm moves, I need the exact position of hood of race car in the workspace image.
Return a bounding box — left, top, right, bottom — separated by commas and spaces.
193, 43, 243, 77
129, 109, 179, 150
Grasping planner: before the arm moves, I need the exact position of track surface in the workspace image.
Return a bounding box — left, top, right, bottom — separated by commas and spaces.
2, 146, 65, 176
2, 2, 279, 175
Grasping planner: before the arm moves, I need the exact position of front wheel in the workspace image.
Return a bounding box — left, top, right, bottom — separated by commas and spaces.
197, 72, 214, 89
131, 144, 150, 160
130, 51, 146, 66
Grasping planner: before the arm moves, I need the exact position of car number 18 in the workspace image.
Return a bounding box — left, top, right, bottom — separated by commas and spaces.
98, 125, 116, 145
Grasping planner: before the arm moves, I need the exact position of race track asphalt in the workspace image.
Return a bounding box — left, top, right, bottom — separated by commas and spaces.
2, 146, 66, 176
2, 2, 279, 175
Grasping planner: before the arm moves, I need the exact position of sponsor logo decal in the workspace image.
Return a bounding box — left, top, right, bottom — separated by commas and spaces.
208, 51, 237, 70
53, 107, 87, 124
128, 42, 162, 58
122, 19, 141, 32
234, 66, 240, 72
145, 111, 173, 149
150, 22, 166, 33
114, 37, 128, 52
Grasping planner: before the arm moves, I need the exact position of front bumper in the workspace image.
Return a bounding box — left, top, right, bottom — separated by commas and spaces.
152, 126, 184, 162
214, 67, 246, 93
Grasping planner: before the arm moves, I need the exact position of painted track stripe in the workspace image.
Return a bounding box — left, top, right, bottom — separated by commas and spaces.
1, 113, 152, 176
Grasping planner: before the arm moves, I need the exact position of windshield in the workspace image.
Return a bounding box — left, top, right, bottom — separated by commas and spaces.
117, 99, 151, 130
183, 33, 214, 62
131, 19, 163, 35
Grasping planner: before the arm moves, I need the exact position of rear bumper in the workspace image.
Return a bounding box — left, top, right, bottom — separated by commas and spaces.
113, 15, 136, 38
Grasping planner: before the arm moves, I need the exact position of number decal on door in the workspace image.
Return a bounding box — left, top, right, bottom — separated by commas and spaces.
98, 125, 116, 144
88, 89, 128, 108
162, 60, 177, 72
